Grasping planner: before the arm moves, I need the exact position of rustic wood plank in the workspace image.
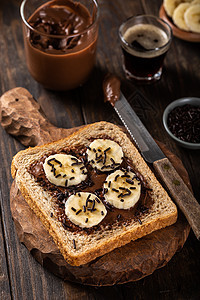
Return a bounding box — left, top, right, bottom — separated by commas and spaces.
0, 194, 12, 300
153, 157, 200, 239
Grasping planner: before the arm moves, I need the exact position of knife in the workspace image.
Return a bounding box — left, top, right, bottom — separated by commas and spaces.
112, 92, 200, 240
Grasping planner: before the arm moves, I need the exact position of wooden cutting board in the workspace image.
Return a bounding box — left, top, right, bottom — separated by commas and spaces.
1, 87, 190, 286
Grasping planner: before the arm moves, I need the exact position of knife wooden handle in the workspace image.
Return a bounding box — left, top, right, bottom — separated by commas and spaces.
153, 157, 200, 240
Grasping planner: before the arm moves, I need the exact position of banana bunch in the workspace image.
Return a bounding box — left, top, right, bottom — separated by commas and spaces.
43, 139, 142, 228
164, 0, 200, 33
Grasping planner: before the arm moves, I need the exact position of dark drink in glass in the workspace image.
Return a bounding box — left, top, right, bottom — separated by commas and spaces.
119, 15, 172, 83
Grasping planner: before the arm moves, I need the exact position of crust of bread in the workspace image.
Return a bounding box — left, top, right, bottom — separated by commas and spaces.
11, 121, 177, 266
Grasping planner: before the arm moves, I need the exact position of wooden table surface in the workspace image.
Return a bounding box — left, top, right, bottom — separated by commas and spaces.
0, 0, 200, 299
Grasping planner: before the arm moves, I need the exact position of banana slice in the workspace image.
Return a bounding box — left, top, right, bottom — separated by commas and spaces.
103, 169, 141, 209
43, 154, 87, 187
164, 0, 192, 17
65, 192, 107, 228
164, 0, 183, 17
86, 139, 123, 171
173, 3, 190, 31
184, 4, 200, 33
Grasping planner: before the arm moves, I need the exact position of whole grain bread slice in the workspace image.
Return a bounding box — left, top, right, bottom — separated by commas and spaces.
11, 121, 177, 266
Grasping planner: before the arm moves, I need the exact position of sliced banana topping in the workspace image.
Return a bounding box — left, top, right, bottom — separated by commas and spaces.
65, 192, 107, 228
173, 3, 190, 31
86, 139, 123, 171
43, 154, 87, 187
164, 0, 183, 17
184, 4, 200, 33
103, 169, 141, 209
163, 0, 192, 17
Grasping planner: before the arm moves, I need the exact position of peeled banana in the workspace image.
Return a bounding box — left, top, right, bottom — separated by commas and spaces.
184, 4, 200, 33
103, 169, 141, 209
43, 154, 87, 187
164, 0, 185, 17
86, 139, 123, 171
164, 0, 200, 33
43, 140, 143, 229
65, 192, 107, 228
173, 3, 190, 31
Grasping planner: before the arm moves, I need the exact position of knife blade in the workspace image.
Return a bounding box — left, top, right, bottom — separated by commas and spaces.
114, 93, 166, 163
113, 92, 200, 240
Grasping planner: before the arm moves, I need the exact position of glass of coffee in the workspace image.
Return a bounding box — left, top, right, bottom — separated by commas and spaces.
20, 0, 99, 91
119, 15, 172, 83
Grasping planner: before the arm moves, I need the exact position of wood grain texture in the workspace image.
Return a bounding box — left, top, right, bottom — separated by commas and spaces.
0, 0, 200, 299
0, 87, 83, 146
0, 208, 11, 300
153, 157, 200, 239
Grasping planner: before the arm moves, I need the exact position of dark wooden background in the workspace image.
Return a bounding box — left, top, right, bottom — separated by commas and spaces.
0, 0, 200, 299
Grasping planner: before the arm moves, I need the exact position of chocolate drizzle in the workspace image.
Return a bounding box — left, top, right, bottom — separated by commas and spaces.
28, 142, 153, 235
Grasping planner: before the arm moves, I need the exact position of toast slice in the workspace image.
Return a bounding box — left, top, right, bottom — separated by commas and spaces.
11, 121, 177, 266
